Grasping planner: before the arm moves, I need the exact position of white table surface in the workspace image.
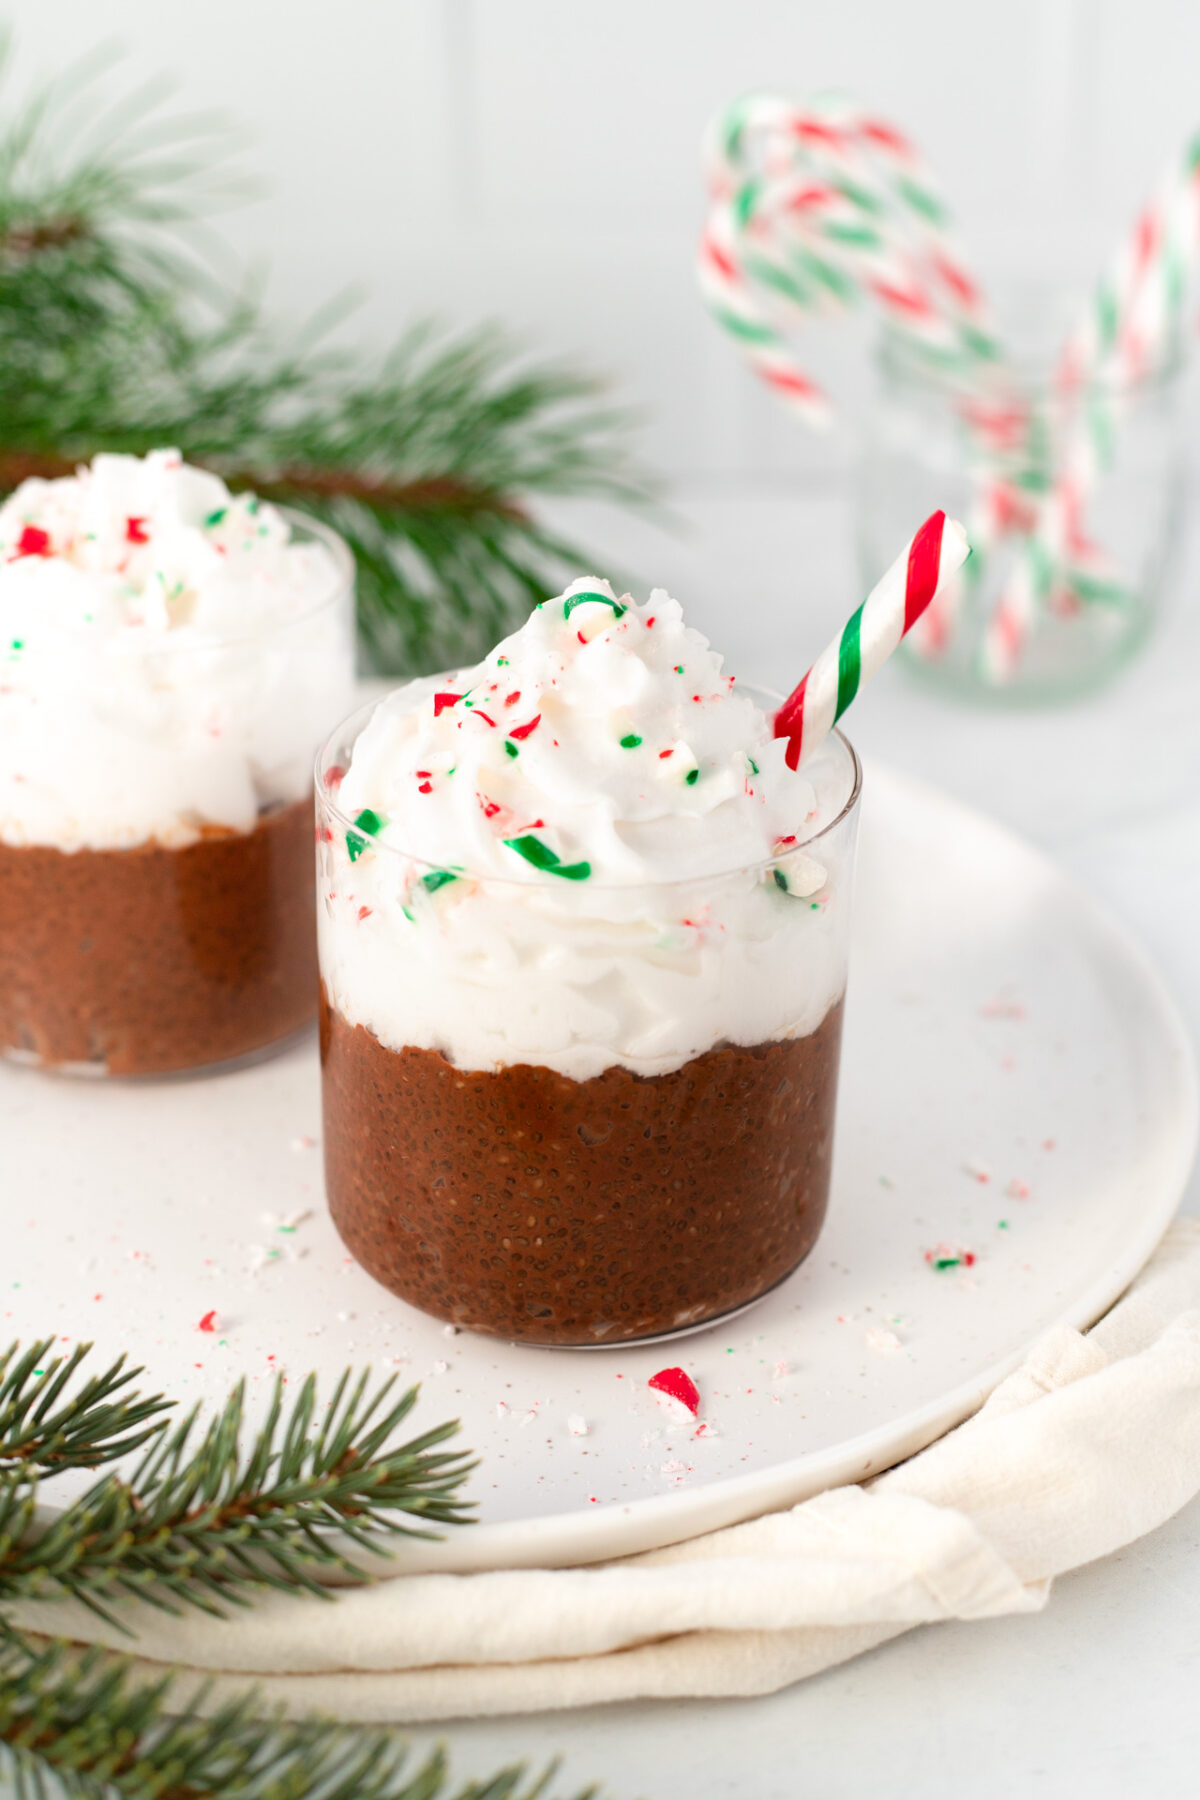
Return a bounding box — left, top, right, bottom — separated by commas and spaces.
389, 484, 1200, 1799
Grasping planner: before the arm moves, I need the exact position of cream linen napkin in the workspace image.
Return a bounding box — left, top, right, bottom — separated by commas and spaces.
13, 1219, 1200, 1723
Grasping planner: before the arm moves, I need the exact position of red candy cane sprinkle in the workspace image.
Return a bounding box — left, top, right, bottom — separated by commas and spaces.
434, 692, 462, 716
648, 1367, 700, 1415
197, 1310, 218, 1333
418, 782, 433, 795
508, 714, 542, 741
12, 525, 51, 559
471, 710, 497, 728
125, 516, 150, 544
323, 765, 346, 790
504, 690, 521, 707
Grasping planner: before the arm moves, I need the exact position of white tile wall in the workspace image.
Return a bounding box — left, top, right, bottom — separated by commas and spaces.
10, 0, 1200, 481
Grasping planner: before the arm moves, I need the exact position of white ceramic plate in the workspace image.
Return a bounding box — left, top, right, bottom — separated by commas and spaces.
3, 763, 1195, 1572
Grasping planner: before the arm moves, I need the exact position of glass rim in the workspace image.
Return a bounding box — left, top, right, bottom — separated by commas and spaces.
0, 504, 354, 659
876, 329, 1185, 404
315, 681, 863, 893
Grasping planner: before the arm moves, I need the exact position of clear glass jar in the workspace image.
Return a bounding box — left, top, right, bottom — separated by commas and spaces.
0, 510, 355, 1076
315, 688, 861, 1346
858, 333, 1184, 703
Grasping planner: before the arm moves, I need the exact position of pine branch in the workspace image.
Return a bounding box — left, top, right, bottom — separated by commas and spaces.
0, 448, 528, 522
0, 42, 652, 675
0, 1351, 591, 1800
0, 1629, 594, 1800
0, 1340, 170, 1478
1, 1365, 474, 1626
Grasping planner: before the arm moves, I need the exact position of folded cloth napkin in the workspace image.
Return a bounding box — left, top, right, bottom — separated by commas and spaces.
14, 1220, 1200, 1723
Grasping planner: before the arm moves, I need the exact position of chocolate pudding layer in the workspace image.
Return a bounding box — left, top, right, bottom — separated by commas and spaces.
320, 989, 844, 1344
0, 797, 317, 1075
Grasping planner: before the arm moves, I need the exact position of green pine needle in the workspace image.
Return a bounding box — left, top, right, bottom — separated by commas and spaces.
0, 39, 652, 675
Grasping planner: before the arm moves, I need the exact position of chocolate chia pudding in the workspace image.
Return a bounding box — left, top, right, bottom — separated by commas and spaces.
0, 798, 316, 1075
0, 449, 354, 1075
321, 989, 843, 1342
317, 577, 861, 1342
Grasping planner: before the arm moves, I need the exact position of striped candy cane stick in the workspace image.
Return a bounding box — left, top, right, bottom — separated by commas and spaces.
775, 510, 970, 769
700, 93, 1005, 433
981, 128, 1200, 681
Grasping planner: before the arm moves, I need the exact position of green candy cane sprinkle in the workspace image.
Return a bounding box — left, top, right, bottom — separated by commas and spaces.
619, 733, 642, 749
685, 768, 699, 786
563, 591, 626, 622
504, 834, 591, 881
420, 869, 458, 895
346, 807, 384, 862
204, 507, 227, 529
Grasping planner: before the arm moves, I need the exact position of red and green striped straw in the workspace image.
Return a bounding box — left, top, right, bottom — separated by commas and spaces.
775, 510, 970, 769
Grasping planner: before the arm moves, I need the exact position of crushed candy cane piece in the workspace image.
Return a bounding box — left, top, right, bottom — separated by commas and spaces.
649, 1366, 700, 1415
924, 1243, 977, 1272
981, 994, 1027, 1020
567, 1414, 590, 1437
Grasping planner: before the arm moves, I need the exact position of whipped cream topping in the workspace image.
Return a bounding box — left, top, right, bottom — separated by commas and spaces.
319, 580, 859, 1081
337, 579, 818, 884
0, 450, 353, 849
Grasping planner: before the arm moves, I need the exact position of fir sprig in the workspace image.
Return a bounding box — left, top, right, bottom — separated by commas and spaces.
0, 1338, 170, 1476
0, 1631, 592, 1800
0, 42, 649, 674
1, 1363, 474, 1625
0, 1343, 597, 1800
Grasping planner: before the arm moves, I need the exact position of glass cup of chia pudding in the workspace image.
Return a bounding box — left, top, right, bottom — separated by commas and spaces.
316, 578, 861, 1345
0, 449, 356, 1076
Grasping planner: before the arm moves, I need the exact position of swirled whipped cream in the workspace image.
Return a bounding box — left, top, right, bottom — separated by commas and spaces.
0, 449, 353, 850
319, 579, 858, 1081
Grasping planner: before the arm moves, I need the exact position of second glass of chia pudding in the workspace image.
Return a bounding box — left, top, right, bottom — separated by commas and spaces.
0, 449, 355, 1075
317, 578, 861, 1345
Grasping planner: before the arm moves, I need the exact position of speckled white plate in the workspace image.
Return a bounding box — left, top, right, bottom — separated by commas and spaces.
3, 762, 1195, 1572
